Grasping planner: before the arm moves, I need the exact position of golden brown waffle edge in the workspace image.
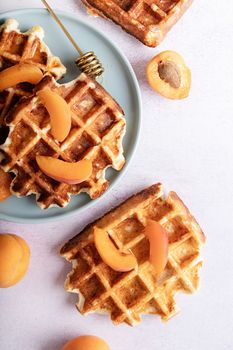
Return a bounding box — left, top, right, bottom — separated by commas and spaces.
81, 0, 194, 47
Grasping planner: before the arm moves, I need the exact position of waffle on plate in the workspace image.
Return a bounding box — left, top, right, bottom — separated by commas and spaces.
0, 73, 126, 209
0, 18, 66, 128
61, 183, 205, 326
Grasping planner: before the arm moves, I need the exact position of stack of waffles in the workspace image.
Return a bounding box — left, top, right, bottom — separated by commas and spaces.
61, 183, 205, 326
0, 18, 126, 208
0, 74, 126, 208
82, 0, 194, 47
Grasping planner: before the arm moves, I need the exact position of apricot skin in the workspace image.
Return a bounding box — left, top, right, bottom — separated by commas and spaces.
147, 50, 191, 100
36, 156, 92, 185
37, 88, 71, 142
0, 234, 30, 288
0, 169, 11, 201
0, 63, 43, 91
94, 227, 137, 272
144, 220, 169, 274
63, 335, 110, 350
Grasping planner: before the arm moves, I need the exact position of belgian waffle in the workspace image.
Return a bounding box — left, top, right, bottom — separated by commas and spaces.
0, 18, 66, 127
0, 73, 126, 209
82, 0, 193, 47
61, 183, 205, 326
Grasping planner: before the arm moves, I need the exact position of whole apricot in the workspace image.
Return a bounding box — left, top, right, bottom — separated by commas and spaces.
0, 234, 30, 288
63, 335, 110, 350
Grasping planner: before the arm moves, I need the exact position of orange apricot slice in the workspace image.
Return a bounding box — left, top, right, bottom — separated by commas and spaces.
63, 335, 110, 350
37, 87, 71, 142
0, 63, 43, 91
94, 227, 137, 272
147, 50, 191, 99
0, 168, 11, 202
36, 156, 92, 185
144, 220, 169, 274
0, 233, 30, 288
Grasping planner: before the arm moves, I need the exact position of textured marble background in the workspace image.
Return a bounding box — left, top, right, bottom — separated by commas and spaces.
0, 1, 233, 349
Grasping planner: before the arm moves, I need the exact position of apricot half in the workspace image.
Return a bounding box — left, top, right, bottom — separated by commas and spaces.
0, 234, 30, 288
36, 156, 92, 185
0, 168, 11, 202
0, 63, 43, 91
144, 220, 169, 274
63, 335, 110, 350
147, 51, 191, 99
37, 88, 71, 142
94, 227, 137, 272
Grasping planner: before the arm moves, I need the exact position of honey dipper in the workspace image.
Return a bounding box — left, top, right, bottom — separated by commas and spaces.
41, 0, 104, 79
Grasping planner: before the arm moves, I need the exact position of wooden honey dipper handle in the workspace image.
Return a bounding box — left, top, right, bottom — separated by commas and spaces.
41, 0, 83, 56
41, 0, 104, 78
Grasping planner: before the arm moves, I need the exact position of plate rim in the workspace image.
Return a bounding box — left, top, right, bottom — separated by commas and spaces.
0, 8, 142, 224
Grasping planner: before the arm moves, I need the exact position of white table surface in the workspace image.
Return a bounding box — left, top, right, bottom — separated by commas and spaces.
0, 1, 233, 349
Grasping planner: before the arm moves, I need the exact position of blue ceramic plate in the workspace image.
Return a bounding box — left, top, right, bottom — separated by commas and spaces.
0, 8, 141, 223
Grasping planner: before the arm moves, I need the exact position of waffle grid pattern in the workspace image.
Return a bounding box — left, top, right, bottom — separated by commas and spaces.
61, 184, 205, 326
82, 0, 193, 47
0, 74, 126, 209
0, 18, 66, 125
